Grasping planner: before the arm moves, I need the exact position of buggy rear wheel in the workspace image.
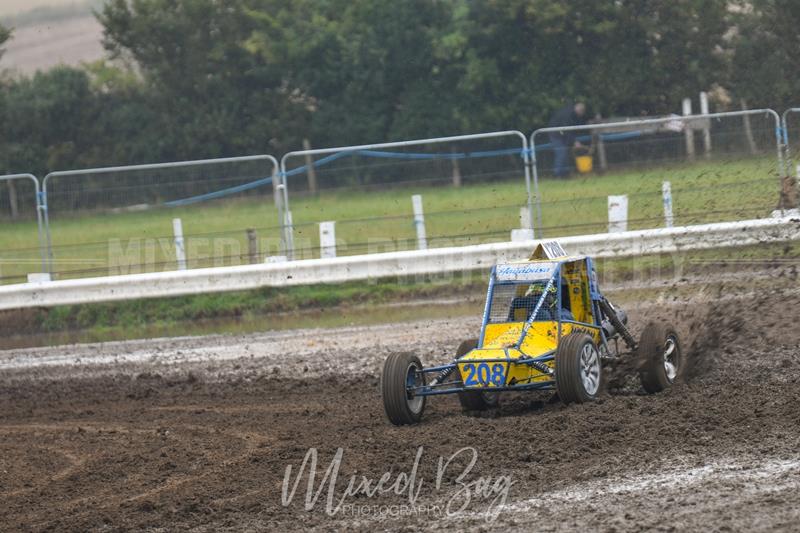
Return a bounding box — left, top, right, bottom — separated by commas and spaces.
638, 322, 682, 394
556, 333, 601, 404
454, 339, 500, 411
458, 389, 500, 411
381, 352, 426, 425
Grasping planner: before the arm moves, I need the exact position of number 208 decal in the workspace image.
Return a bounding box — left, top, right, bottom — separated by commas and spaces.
462, 363, 506, 387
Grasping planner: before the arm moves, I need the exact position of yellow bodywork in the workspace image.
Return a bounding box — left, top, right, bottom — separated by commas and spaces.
456, 242, 602, 390
457, 321, 601, 388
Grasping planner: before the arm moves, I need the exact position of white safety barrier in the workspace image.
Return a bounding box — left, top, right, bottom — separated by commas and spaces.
0, 216, 798, 311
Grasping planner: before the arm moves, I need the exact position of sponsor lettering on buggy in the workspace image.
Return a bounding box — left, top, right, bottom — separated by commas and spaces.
495, 262, 557, 282
568, 325, 596, 337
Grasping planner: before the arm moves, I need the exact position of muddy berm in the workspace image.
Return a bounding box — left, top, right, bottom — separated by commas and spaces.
381, 241, 682, 425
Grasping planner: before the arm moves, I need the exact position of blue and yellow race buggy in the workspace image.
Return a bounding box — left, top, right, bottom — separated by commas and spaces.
381, 242, 682, 425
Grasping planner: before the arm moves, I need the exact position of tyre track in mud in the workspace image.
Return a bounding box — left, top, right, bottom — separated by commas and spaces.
1, 270, 799, 531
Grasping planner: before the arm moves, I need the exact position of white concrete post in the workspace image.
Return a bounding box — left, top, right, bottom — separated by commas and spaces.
608, 195, 628, 233
319, 221, 336, 259
173, 218, 187, 270
412, 194, 427, 250
511, 229, 535, 241
700, 91, 712, 158
519, 206, 532, 230
662, 181, 674, 228
683, 98, 695, 161
513, 206, 535, 241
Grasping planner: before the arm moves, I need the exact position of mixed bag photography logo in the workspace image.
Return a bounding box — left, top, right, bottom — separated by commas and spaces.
281, 446, 514, 522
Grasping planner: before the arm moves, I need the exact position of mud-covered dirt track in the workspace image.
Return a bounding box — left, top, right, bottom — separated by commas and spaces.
1, 271, 800, 531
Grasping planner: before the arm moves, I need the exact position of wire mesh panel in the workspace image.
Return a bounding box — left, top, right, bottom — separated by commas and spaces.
280, 132, 531, 259
784, 108, 800, 176
42, 156, 280, 280
0, 174, 44, 285
488, 282, 557, 323
531, 110, 783, 237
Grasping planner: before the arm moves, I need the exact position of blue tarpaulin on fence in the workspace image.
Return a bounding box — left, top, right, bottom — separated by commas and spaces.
164, 130, 644, 206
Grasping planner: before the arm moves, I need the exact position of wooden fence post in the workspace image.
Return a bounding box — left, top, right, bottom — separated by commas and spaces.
683, 98, 695, 161
302, 138, 318, 194
247, 228, 259, 264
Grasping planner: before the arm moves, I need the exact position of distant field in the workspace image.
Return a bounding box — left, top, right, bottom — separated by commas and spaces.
0, 0, 82, 17
1, 0, 104, 74
1, 14, 104, 74
0, 157, 782, 283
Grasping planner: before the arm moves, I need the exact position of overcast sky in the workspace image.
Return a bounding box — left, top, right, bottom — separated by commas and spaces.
0, 0, 80, 17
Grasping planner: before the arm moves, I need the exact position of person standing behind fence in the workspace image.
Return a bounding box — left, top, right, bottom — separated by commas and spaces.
547, 102, 587, 178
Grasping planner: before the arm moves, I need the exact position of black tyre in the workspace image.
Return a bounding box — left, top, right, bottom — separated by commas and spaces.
555, 333, 601, 404
381, 352, 426, 425
638, 322, 682, 394
454, 338, 500, 411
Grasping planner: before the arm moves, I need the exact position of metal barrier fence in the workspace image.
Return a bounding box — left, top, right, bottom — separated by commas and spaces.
41, 155, 279, 278
781, 108, 800, 208
530, 109, 785, 236
0, 174, 46, 283
783, 108, 800, 174
278, 131, 533, 260
4, 107, 800, 286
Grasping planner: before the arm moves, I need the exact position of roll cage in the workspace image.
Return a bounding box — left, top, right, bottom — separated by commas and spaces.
411, 256, 618, 397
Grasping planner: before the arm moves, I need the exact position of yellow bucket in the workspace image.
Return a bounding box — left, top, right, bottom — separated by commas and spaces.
575, 155, 593, 174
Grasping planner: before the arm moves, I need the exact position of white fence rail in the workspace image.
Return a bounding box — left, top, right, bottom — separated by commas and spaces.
0, 216, 798, 311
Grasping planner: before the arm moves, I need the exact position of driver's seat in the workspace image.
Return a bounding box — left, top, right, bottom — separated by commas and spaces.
508, 296, 553, 322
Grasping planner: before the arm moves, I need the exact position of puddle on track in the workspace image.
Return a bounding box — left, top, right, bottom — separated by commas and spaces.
0, 299, 482, 350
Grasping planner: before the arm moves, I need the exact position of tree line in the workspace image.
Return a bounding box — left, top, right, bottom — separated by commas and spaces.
0, 0, 798, 179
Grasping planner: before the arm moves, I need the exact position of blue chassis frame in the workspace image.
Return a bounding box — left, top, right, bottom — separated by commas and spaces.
409, 257, 610, 398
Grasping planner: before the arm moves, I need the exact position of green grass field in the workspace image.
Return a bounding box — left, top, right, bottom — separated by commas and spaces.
0, 156, 784, 283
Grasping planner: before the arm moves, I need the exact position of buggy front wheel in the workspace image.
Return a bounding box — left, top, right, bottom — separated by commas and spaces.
556, 333, 602, 404
381, 352, 426, 425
